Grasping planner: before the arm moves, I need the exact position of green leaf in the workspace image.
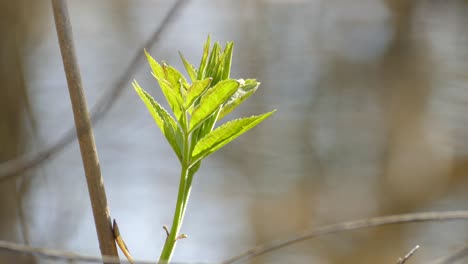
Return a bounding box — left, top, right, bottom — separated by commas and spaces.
192, 110, 275, 161
194, 108, 221, 147
162, 64, 188, 111
205, 42, 221, 78
221, 42, 233, 80
145, 50, 184, 118
197, 35, 211, 80
211, 51, 224, 85
133, 81, 183, 161
144, 49, 164, 80
189, 79, 240, 131
218, 79, 260, 120
151, 74, 183, 119
179, 52, 197, 82
185, 78, 212, 109
163, 63, 188, 91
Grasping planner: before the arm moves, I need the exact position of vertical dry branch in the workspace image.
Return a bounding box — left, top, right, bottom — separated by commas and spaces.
51, 0, 119, 261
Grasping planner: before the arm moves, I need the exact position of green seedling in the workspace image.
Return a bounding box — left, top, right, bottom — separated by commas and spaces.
133, 35, 275, 263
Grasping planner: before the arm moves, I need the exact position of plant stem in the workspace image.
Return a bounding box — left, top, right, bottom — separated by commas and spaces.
159, 115, 191, 262
51, 0, 119, 262
180, 170, 195, 221
159, 163, 188, 262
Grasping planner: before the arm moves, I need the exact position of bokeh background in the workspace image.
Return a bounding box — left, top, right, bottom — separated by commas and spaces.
2, 0, 468, 263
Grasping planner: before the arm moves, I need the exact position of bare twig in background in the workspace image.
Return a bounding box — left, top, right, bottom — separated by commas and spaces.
432, 244, 468, 264
0, 0, 187, 182
51, 0, 118, 261
396, 245, 420, 264
0, 240, 208, 264
0, 239, 150, 264
14, 178, 30, 245
1, 211, 468, 263
223, 211, 468, 264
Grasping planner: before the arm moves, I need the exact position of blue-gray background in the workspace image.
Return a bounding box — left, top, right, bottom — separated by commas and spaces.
2, 0, 468, 263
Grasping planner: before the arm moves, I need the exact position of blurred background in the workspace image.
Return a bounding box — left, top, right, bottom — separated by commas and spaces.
2, 0, 468, 263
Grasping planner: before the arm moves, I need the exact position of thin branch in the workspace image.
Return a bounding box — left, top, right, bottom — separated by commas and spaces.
397, 245, 420, 264
2, 212, 468, 263
51, 0, 118, 261
0, 0, 187, 182
0, 239, 155, 264
223, 211, 468, 264
432, 244, 468, 264
0, 240, 210, 264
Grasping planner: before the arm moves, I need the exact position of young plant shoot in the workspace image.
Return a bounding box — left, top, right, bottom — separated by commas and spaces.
133, 36, 275, 262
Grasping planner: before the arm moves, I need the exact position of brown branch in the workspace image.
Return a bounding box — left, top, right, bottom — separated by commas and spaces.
51, 0, 118, 261
396, 245, 419, 264
223, 211, 468, 264
0, 0, 187, 182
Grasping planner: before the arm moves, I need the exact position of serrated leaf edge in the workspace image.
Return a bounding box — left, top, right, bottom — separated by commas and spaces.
191, 110, 275, 163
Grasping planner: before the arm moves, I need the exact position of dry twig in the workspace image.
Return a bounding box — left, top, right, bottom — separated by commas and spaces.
223, 211, 468, 264
0, 240, 208, 264
113, 219, 135, 264
0, 0, 187, 182
0, 239, 150, 264
2, 211, 468, 263
396, 245, 420, 264
51, 0, 118, 260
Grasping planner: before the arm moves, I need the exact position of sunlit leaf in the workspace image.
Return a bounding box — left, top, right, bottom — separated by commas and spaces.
211, 51, 224, 85
185, 78, 212, 109
189, 79, 240, 131
218, 79, 260, 120
205, 42, 221, 79
145, 50, 184, 118
192, 110, 275, 161
133, 81, 183, 161
221, 42, 234, 80
144, 50, 165, 80
197, 35, 211, 80
163, 63, 188, 91
151, 73, 183, 119
179, 52, 197, 82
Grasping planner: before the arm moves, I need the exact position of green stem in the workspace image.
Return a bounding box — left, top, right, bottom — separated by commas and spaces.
159, 163, 188, 262
180, 169, 195, 222
159, 113, 191, 263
